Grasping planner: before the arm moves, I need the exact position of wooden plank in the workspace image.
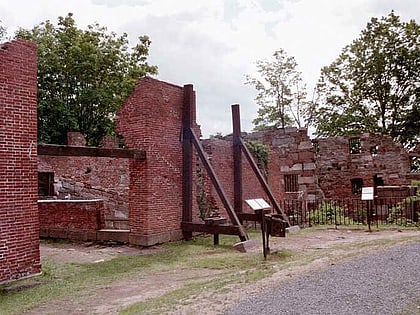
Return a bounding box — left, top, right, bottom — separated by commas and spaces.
238, 213, 262, 222
181, 222, 241, 235
190, 130, 248, 241
37, 144, 145, 159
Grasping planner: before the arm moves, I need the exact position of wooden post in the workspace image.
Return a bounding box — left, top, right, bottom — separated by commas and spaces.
232, 104, 243, 217
182, 84, 194, 240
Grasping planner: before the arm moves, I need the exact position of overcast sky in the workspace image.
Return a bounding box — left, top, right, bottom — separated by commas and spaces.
1, 0, 419, 138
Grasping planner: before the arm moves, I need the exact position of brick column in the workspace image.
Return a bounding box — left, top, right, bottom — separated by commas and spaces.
0, 40, 41, 283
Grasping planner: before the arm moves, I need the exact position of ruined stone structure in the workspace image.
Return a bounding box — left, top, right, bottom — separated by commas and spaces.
201, 128, 321, 220
2, 37, 418, 285
0, 40, 41, 283
314, 133, 418, 199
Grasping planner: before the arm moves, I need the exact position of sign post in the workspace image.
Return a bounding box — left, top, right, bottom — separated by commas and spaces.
245, 199, 271, 259
361, 187, 374, 232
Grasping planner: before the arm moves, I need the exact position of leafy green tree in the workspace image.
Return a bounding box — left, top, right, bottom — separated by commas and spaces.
246, 49, 309, 130
0, 20, 6, 42
16, 13, 157, 145
309, 12, 420, 148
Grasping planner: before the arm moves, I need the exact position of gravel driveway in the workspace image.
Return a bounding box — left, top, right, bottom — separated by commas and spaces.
225, 242, 420, 315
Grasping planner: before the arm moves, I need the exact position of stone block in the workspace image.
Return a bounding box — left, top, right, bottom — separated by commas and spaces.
233, 239, 259, 253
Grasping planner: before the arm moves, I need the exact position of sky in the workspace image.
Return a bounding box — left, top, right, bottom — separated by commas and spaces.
1, 0, 419, 138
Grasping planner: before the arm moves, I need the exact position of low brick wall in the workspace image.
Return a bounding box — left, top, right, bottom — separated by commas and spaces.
38, 199, 105, 241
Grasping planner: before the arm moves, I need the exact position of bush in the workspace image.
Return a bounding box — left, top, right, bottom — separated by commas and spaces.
308, 202, 347, 226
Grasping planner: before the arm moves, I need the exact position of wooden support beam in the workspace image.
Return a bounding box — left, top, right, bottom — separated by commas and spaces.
239, 138, 291, 226
37, 144, 145, 159
232, 104, 243, 216
182, 84, 194, 240
237, 213, 263, 222
181, 222, 241, 235
190, 130, 248, 241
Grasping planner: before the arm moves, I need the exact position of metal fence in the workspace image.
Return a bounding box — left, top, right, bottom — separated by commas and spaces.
280, 196, 419, 228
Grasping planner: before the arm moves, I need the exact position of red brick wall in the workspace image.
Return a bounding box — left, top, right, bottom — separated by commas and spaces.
117, 77, 197, 245
201, 128, 319, 220
200, 138, 269, 219
315, 133, 412, 199
38, 155, 130, 229
38, 200, 105, 241
0, 40, 40, 283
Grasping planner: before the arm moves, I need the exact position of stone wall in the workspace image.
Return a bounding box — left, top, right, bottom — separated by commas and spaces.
200, 128, 320, 219
0, 40, 41, 283
314, 133, 415, 199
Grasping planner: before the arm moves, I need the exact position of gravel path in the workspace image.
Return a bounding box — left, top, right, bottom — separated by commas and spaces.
225, 242, 420, 315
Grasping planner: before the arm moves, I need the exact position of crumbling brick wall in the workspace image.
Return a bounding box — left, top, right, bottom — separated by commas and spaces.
200, 128, 320, 219
0, 40, 41, 283
200, 138, 275, 218
38, 154, 130, 229
116, 77, 199, 246
314, 133, 413, 199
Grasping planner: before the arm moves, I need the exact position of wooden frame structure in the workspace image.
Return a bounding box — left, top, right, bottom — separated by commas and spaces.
180, 87, 290, 243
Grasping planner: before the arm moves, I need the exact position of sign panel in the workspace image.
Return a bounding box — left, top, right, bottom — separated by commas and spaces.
245, 198, 271, 210
361, 187, 374, 200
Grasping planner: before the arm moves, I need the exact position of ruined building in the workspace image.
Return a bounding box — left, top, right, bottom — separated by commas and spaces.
2, 39, 419, 284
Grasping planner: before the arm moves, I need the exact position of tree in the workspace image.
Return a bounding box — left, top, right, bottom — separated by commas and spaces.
246, 49, 309, 130
16, 13, 157, 145
0, 20, 6, 42
309, 12, 420, 147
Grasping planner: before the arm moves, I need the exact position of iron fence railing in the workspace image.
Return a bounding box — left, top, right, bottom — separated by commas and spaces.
279, 196, 419, 228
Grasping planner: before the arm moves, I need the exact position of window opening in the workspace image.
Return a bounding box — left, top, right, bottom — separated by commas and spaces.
374, 174, 384, 187
284, 174, 299, 192
38, 172, 55, 196
349, 137, 361, 154
351, 178, 363, 195
370, 145, 378, 157
410, 156, 420, 173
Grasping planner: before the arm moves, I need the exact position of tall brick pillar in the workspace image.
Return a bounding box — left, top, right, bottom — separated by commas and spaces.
117, 77, 198, 246
0, 40, 41, 283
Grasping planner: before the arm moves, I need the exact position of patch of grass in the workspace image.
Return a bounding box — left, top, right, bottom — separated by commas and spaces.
1, 229, 417, 315
0, 234, 259, 314
120, 268, 276, 315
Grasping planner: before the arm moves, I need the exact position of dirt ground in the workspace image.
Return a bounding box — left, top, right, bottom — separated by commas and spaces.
27, 228, 419, 314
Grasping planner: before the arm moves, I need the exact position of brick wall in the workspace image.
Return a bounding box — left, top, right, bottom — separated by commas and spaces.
38, 200, 105, 241
200, 138, 268, 218
38, 155, 130, 229
314, 133, 413, 199
201, 128, 320, 219
0, 40, 41, 283
117, 77, 198, 246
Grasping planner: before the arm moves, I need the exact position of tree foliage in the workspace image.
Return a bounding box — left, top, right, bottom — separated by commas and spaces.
246, 49, 309, 130
16, 13, 158, 145
0, 20, 6, 42
309, 12, 420, 148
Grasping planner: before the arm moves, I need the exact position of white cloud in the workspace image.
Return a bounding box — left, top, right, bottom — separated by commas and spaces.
1, 0, 419, 137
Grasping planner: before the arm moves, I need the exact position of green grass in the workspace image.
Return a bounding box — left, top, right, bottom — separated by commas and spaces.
0, 234, 274, 315
0, 228, 417, 315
